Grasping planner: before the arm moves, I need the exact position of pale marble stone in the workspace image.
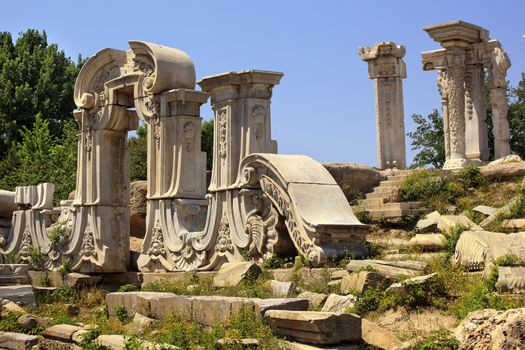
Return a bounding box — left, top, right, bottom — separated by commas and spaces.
0, 331, 39, 349
359, 42, 407, 169
340, 271, 386, 294
490, 46, 512, 159
213, 262, 262, 288
385, 273, 437, 298
265, 310, 361, 345
437, 215, 482, 233
409, 234, 447, 251
415, 211, 441, 232
495, 266, 525, 293
422, 21, 508, 168
321, 294, 357, 313
42, 324, 83, 342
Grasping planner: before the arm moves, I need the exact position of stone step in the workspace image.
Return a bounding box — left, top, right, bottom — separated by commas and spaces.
386, 174, 409, 181
361, 202, 421, 211
378, 179, 405, 187
359, 198, 386, 206
370, 186, 399, 194
367, 208, 427, 219
365, 190, 397, 200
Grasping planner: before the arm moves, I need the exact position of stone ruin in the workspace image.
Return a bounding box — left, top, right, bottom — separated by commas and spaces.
0, 41, 368, 273
422, 20, 512, 169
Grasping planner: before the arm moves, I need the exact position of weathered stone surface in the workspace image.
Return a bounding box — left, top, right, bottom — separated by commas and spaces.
2, 300, 26, 314
297, 292, 328, 310
72, 329, 89, 344
457, 308, 525, 349
265, 310, 361, 345
437, 215, 482, 233
17, 314, 38, 330
213, 262, 262, 288
43, 324, 83, 342
96, 334, 180, 350
0, 190, 16, 218
0, 331, 39, 349
323, 163, 382, 201
481, 161, 525, 179
0, 264, 30, 286
284, 341, 359, 350
346, 260, 423, 279
453, 231, 525, 272
361, 318, 402, 350
454, 309, 500, 344
495, 266, 525, 293
133, 313, 157, 331
215, 338, 259, 349
106, 292, 308, 325
130, 180, 147, 238
321, 294, 357, 313
267, 280, 294, 298
0, 285, 35, 308
359, 42, 407, 169
340, 271, 386, 294
415, 211, 441, 232
408, 234, 446, 251
28, 270, 64, 287
473, 205, 497, 217
500, 219, 525, 231
479, 196, 520, 229
386, 273, 437, 298
63, 272, 102, 288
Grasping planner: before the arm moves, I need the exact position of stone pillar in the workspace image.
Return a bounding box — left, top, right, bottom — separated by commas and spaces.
198, 70, 282, 192
489, 46, 511, 159
464, 64, 489, 161
422, 21, 491, 169
359, 42, 407, 169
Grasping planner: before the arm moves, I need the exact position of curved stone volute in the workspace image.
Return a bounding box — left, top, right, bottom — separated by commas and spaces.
74, 48, 128, 109
128, 41, 196, 94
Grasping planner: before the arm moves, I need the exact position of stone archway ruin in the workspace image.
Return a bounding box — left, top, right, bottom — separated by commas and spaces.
0, 41, 368, 273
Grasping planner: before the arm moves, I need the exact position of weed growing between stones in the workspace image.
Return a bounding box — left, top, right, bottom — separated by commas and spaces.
0, 311, 44, 335
409, 330, 460, 350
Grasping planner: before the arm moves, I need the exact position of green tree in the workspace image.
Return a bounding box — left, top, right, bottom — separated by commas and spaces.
407, 109, 445, 168
508, 73, 525, 158
0, 29, 80, 159
0, 115, 78, 203
129, 124, 148, 181
201, 119, 214, 170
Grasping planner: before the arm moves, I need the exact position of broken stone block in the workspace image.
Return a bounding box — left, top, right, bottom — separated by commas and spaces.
42, 324, 83, 342
473, 205, 497, 217
346, 260, 424, 279
0, 264, 30, 286
453, 231, 525, 272
321, 294, 357, 313
0, 285, 35, 308
340, 271, 387, 294
148, 294, 192, 321
2, 300, 26, 314
0, 331, 39, 349
385, 273, 437, 298
72, 329, 89, 344
106, 292, 178, 319
213, 262, 262, 288
437, 215, 482, 233
192, 296, 236, 326
133, 313, 157, 331
253, 298, 309, 318
479, 197, 521, 229
330, 270, 350, 280
63, 272, 102, 288
215, 338, 259, 349
265, 310, 361, 345
17, 314, 38, 330
408, 234, 446, 251
500, 219, 525, 231
297, 292, 328, 310
361, 318, 402, 350
495, 266, 525, 293
415, 211, 441, 232
267, 280, 294, 297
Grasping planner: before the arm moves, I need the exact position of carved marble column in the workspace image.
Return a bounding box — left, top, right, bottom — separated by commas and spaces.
464, 64, 489, 161
422, 21, 491, 169
490, 46, 511, 159
359, 42, 407, 169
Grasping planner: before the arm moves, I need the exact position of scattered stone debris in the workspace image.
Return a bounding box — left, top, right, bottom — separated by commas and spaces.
340, 271, 387, 294
321, 294, 357, 313
385, 273, 438, 298
297, 291, 328, 310
212, 262, 262, 288
415, 211, 441, 232
265, 310, 361, 345
437, 215, 482, 233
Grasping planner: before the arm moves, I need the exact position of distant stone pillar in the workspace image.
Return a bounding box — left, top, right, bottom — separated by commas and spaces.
464, 64, 489, 161
422, 21, 491, 169
490, 46, 511, 159
359, 42, 407, 169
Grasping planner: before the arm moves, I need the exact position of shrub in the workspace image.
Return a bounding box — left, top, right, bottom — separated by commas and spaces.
410, 330, 460, 350
492, 253, 525, 267
0, 311, 44, 335
443, 224, 469, 258
115, 305, 130, 324
117, 284, 139, 293
457, 165, 485, 188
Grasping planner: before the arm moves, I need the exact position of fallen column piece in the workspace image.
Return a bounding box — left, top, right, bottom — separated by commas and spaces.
264, 310, 361, 345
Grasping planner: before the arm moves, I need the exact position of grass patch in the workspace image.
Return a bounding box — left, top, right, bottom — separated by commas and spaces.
409, 330, 460, 350
0, 311, 44, 335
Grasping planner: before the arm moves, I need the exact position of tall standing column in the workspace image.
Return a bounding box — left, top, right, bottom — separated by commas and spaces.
422, 21, 491, 169
359, 42, 407, 169
490, 46, 512, 159
464, 64, 489, 161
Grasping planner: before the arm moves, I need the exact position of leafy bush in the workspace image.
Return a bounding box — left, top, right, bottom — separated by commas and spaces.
492, 253, 525, 267
115, 305, 130, 324
443, 225, 469, 258
117, 284, 139, 293
457, 165, 485, 188
410, 330, 459, 350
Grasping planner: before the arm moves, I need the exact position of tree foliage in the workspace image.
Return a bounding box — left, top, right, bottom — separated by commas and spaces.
201, 119, 214, 171
0, 29, 81, 159
0, 115, 78, 203
407, 109, 445, 168
508, 73, 525, 158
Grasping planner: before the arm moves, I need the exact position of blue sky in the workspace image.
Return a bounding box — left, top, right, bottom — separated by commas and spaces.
1, 0, 524, 167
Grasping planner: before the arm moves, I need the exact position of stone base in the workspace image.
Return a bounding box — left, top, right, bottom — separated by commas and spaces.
443, 158, 468, 170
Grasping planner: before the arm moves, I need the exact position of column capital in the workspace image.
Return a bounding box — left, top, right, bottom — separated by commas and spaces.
359, 42, 406, 79
197, 70, 283, 104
